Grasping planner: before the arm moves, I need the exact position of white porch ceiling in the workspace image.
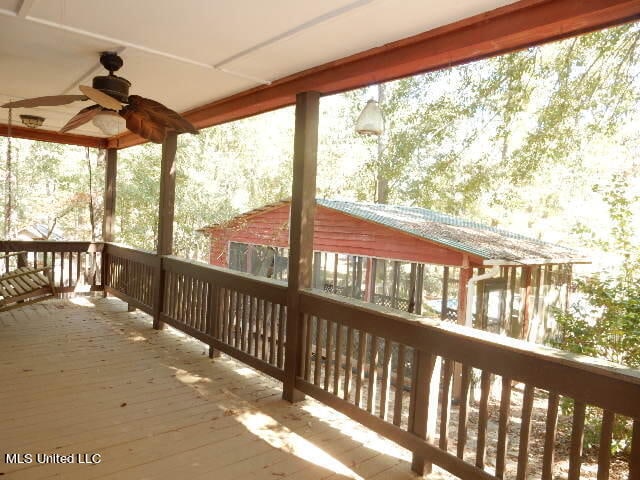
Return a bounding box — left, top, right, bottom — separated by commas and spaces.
0, 0, 516, 137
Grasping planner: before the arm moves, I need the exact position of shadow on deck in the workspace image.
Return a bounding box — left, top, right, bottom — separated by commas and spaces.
0, 297, 440, 480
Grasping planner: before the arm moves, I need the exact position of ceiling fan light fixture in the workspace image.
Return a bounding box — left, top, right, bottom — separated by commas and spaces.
20, 114, 45, 129
92, 110, 125, 136
355, 99, 384, 136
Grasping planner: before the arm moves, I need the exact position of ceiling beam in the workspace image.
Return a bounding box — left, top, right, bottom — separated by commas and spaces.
106, 0, 640, 149
0, 124, 107, 148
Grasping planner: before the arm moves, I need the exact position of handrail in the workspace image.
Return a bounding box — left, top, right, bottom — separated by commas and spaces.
0, 240, 103, 252
162, 255, 287, 304
104, 243, 159, 267
300, 289, 640, 419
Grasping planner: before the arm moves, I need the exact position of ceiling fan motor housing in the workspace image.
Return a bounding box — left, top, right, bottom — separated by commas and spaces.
92, 75, 131, 103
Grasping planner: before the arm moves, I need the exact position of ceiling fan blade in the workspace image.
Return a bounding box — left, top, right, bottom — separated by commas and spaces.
59, 105, 102, 133
2, 95, 87, 108
78, 85, 122, 111
126, 95, 198, 134
119, 109, 166, 144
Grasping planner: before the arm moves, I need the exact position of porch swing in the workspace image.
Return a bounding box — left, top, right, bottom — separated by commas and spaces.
0, 109, 56, 312
0, 251, 55, 312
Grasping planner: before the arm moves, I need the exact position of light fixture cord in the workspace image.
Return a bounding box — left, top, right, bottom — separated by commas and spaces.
4, 107, 13, 237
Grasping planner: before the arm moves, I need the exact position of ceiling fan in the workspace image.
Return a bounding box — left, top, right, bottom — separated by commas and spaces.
1, 52, 198, 143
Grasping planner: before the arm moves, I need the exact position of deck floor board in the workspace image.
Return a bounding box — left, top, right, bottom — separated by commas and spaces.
0, 298, 432, 479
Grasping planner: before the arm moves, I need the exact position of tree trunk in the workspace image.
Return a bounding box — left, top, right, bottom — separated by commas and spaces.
375, 83, 388, 204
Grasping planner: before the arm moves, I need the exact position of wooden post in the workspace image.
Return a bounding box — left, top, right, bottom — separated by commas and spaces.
364, 257, 375, 302
101, 148, 117, 296
453, 255, 471, 400
520, 266, 532, 340
283, 91, 320, 403
103, 148, 117, 243
441, 266, 449, 321
153, 132, 177, 330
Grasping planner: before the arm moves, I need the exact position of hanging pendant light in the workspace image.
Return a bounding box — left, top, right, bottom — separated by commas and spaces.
355, 98, 384, 136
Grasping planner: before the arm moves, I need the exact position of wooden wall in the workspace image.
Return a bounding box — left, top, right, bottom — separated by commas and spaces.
206, 204, 483, 268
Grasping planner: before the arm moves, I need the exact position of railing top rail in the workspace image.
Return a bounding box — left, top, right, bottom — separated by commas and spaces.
104, 243, 160, 267
104, 242, 156, 257
163, 255, 287, 303
0, 240, 104, 252
300, 289, 640, 418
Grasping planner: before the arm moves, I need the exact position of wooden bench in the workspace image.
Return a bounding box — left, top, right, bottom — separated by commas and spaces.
0, 251, 56, 312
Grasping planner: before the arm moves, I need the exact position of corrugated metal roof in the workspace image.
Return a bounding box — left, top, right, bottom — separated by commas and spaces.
317, 199, 585, 263
201, 198, 588, 264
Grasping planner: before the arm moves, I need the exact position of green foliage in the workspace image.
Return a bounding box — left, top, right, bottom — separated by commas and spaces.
553, 278, 640, 368
552, 276, 640, 456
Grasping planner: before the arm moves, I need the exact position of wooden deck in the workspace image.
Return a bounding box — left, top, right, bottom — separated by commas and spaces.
0, 297, 438, 480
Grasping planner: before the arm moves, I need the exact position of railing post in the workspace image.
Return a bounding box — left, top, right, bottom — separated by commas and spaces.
207, 283, 221, 358
283, 91, 320, 403
152, 256, 164, 330
101, 244, 109, 297
409, 349, 441, 476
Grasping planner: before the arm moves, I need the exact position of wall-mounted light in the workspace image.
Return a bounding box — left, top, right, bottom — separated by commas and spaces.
19, 114, 45, 129
355, 99, 384, 136
92, 110, 125, 136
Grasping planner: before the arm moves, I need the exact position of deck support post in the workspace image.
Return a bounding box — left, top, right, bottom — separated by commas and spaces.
283, 91, 320, 403
101, 148, 117, 296
153, 132, 178, 330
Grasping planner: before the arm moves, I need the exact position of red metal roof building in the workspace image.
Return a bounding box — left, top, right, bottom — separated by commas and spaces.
201, 199, 588, 343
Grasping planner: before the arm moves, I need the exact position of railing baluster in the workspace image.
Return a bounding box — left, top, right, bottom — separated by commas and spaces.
542, 392, 560, 480
393, 344, 406, 427
438, 358, 454, 451
597, 410, 614, 480
236, 292, 244, 347
271, 303, 279, 366
260, 300, 268, 360
240, 292, 248, 351
568, 401, 586, 480
354, 330, 367, 408
476, 370, 491, 469
495, 376, 512, 478
223, 288, 230, 343
247, 296, 255, 354
278, 304, 286, 368
333, 321, 343, 396
67, 251, 72, 287
76, 251, 81, 286
314, 316, 323, 385
379, 338, 392, 421
457, 364, 472, 459
303, 314, 312, 378
324, 319, 333, 391
343, 327, 354, 401
516, 384, 535, 480
366, 335, 379, 414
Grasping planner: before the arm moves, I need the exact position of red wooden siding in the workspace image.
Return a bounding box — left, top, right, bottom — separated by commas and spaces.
206, 204, 484, 268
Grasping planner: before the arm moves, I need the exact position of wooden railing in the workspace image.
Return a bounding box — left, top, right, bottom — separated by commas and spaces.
103, 243, 159, 314
0, 241, 103, 293
160, 256, 288, 381
2, 241, 638, 479
297, 290, 640, 480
